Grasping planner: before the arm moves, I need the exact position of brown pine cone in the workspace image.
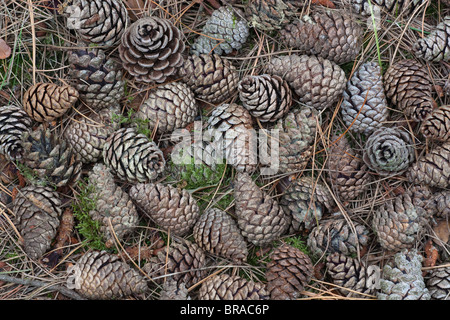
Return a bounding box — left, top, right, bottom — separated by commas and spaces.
12, 186, 62, 260
22, 82, 79, 123
341, 61, 389, 135
266, 54, 346, 111
0, 104, 32, 161
426, 265, 450, 300
87, 163, 139, 248
134, 81, 198, 134
193, 207, 248, 263
198, 273, 269, 300
119, 16, 185, 83
383, 59, 435, 121
143, 240, 206, 288
245, 0, 301, 31
179, 53, 239, 105
327, 134, 372, 201
102, 127, 165, 183
433, 190, 450, 218
420, 105, 450, 141
407, 142, 450, 189
129, 182, 200, 236
414, 16, 450, 62
280, 10, 363, 65
238, 74, 292, 122
265, 243, 314, 300
234, 172, 289, 246
307, 218, 370, 257
66, 250, 148, 299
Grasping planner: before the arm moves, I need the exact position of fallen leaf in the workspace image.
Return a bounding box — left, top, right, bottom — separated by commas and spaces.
424, 239, 439, 269
433, 219, 450, 245
0, 39, 11, 60
311, 0, 336, 9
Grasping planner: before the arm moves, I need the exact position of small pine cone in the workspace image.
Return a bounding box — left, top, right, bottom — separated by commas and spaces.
191, 6, 249, 55
22, 82, 79, 123
407, 184, 435, 219
119, 16, 185, 84
265, 243, 314, 300
426, 265, 450, 300
22, 127, 82, 187
372, 192, 426, 252
198, 273, 269, 300
326, 252, 374, 297
383, 59, 435, 121
433, 190, 450, 218
327, 134, 372, 201
103, 127, 165, 183
66, 250, 148, 300
348, 0, 428, 16
159, 279, 190, 300
238, 74, 292, 122
280, 175, 334, 232
341, 62, 389, 135
129, 182, 200, 236
87, 163, 139, 248
274, 107, 318, 174
363, 126, 415, 177
64, 106, 120, 163
413, 16, 450, 62
193, 207, 248, 263
0, 104, 32, 161
179, 54, 239, 104
207, 103, 257, 173
280, 11, 363, 65
68, 47, 125, 110
134, 82, 198, 134
406, 142, 450, 189
378, 249, 431, 300
420, 105, 450, 141
12, 186, 62, 260
266, 54, 346, 111
63, 0, 129, 47
245, 0, 301, 31
234, 172, 289, 246
307, 218, 370, 257
143, 240, 206, 288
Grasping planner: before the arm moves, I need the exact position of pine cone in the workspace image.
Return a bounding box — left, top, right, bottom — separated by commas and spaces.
0, 104, 32, 161
143, 240, 206, 288
129, 182, 200, 236
280, 11, 363, 65
307, 218, 370, 257
64, 0, 129, 47
266, 243, 314, 300
22, 127, 82, 187
193, 207, 248, 263
426, 265, 450, 300
280, 175, 334, 232
348, 0, 428, 16
159, 279, 190, 300
433, 190, 450, 218
341, 61, 389, 135
238, 74, 292, 122
119, 16, 185, 83
103, 127, 165, 183
12, 186, 62, 260
407, 184, 435, 219
406, 142, 450, 189
245, 0, 301, 31
66, 250, 148, 299
326, 252, 374, 297
274, 107, 318, 174
266, 54, 346, 111
414, 16, 450, 62
383, 59, 435, 121
191, 6, 249, 55
64, 106, 120, 163
420, 105, 450, 141
179, 53, 239, 104
378, 249, 431, 300
207, 103, 257, 172
68, 47, 125, 110
198, 273, 269, 300
327, 134, 372, 201
87, 163, 139, 248
134, 82, 198, 134
22, 82, 79, 123
363, 126, 415, 177
234, 172, 289, 246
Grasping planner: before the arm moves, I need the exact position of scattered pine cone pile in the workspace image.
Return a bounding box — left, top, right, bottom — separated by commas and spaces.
1, 0, 450, 302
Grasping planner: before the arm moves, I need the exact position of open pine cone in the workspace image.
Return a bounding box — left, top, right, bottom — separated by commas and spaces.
414, 16, 450, 62
245, 0, 301, 31
0, 104, 32, 161
348, 0, 428, 16
420, 105, 450, 141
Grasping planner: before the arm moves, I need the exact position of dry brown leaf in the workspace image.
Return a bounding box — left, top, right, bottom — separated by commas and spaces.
0, 39, 11, 60
433, 220, 450, 244
424, 239, 439, 269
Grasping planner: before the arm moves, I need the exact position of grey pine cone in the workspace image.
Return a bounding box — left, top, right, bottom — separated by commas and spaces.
245, 0, 301, 31
0, 104, 32, 161
426, 265, 450, 300
414, 16, 450, 62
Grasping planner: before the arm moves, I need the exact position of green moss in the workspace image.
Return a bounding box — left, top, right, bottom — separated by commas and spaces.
111, 109, 152, 140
